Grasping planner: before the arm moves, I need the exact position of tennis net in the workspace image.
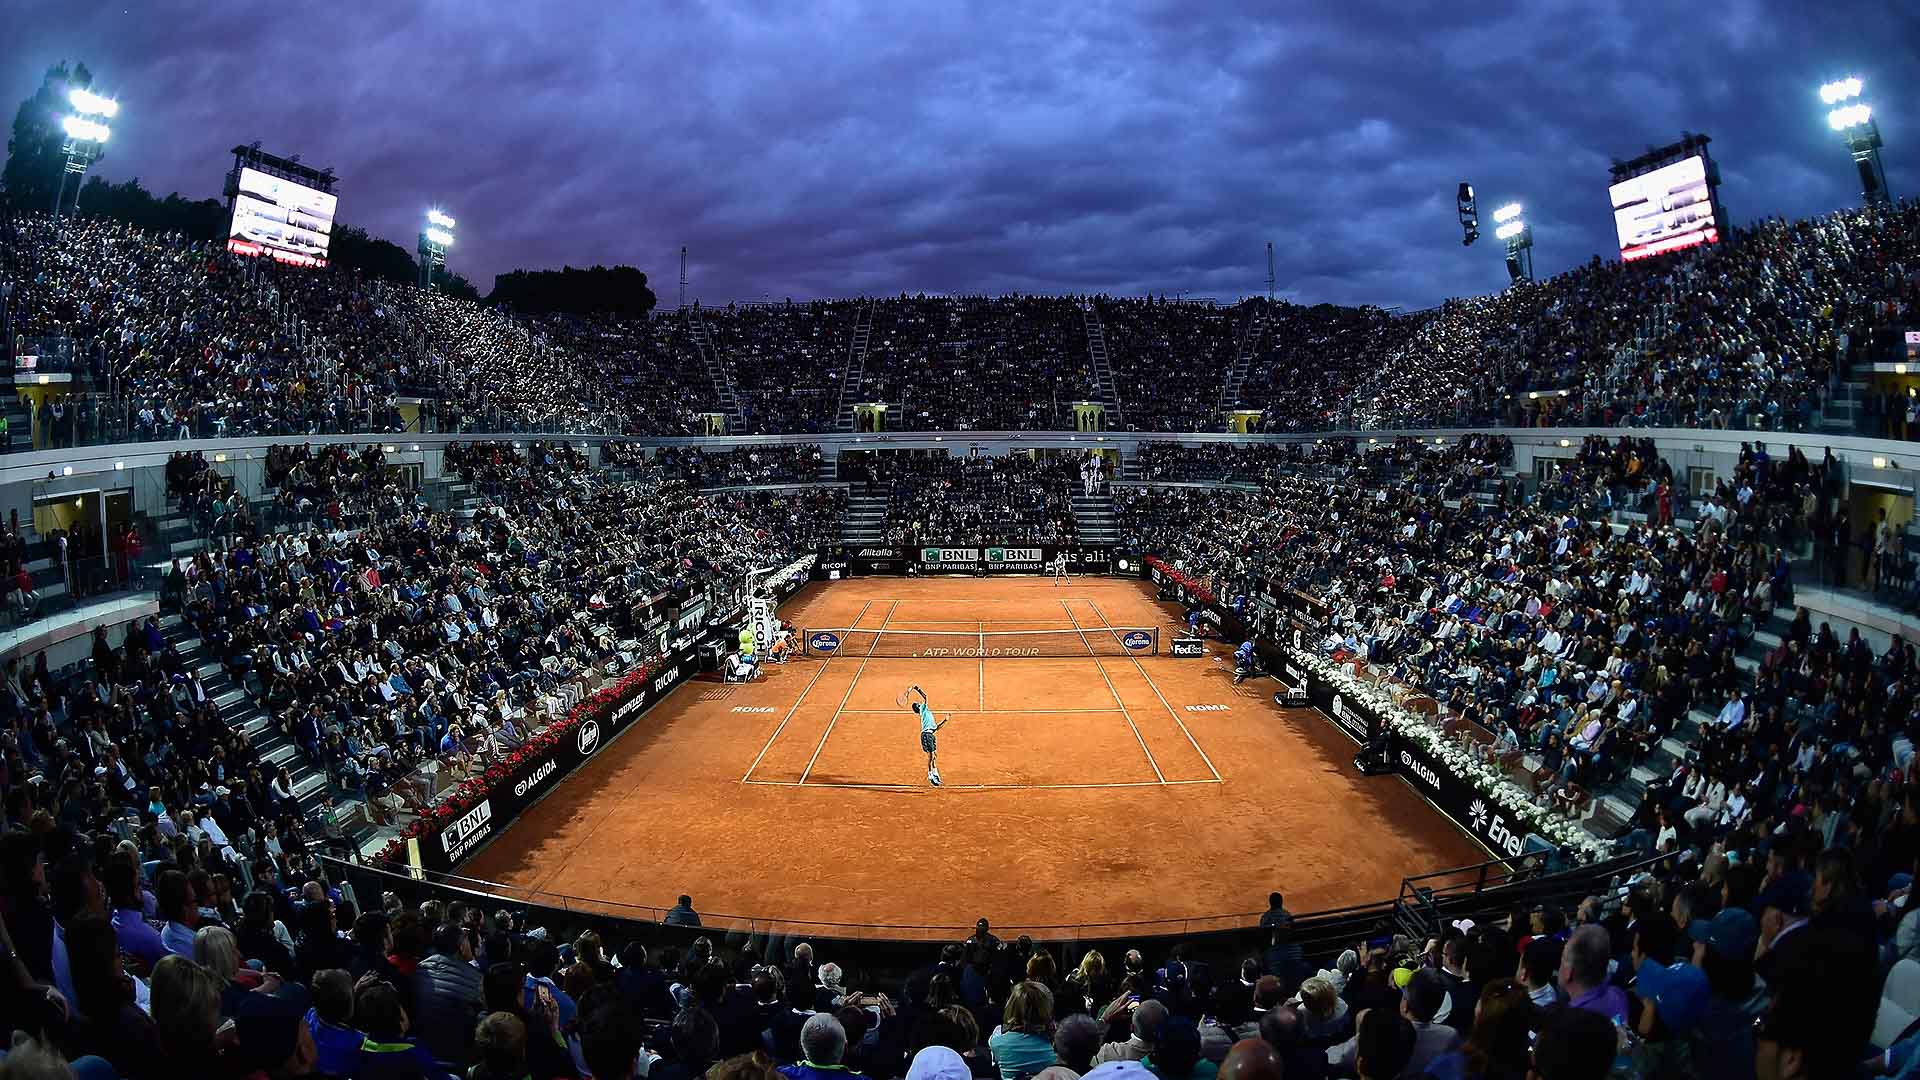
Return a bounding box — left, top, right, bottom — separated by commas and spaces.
799, 626, 1159, 658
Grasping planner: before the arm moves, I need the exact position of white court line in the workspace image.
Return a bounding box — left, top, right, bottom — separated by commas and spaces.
1061, 598, 1165, 785
978, 619, 986, 711
799, 599, 900, 784
741, 598, 872, 782
745, 778, 1223, 792
834, 708, 1129, 715
1089, 598, 1224, 782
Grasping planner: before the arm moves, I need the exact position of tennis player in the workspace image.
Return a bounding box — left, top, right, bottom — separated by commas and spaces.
906, 685, 948, 786
1050, 553, 1070, 586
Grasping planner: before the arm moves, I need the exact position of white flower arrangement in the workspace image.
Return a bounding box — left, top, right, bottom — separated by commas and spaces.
1288, 647, 1612, 862
758, 555, 817, 596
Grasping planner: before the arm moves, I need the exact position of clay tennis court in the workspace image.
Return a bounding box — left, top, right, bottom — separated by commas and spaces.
460, 576, 1481, 938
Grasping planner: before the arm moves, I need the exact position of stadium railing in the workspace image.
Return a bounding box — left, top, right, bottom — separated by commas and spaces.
319, 843, 1654, 968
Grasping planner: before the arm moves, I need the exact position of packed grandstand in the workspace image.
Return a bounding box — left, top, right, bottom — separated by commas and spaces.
1, 173, 1920, 1079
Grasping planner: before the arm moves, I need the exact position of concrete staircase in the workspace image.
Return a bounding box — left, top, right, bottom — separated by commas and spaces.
1572, 605, 1787, 838
156, 612, 335, 823
1082, 303, 1125, 429
684, 309, 744, 434
1072, 493, 1121, 543
841, 486, 887, 542
833, 302, 875, 433
1219, 303, 1265, 411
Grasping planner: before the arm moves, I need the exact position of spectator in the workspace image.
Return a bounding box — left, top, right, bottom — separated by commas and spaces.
414, 921, 486, 1063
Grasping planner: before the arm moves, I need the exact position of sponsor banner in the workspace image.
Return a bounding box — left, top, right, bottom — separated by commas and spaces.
1323, 690, 1378, 746
1393, 734, 1529, 862
1120, 630, 1155, 652
421, 641, 702, 875
1170, 637, 1206, 658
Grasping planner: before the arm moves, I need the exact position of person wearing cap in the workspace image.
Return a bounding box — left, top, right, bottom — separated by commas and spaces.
1326, 967, 1455, 1077
1753, 876, 1812, 984
1632, 953, 1708, 1076
1686, 907, 1762, 1080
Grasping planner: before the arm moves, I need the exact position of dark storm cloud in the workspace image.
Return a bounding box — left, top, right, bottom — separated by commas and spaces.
7, 0, 1916, 309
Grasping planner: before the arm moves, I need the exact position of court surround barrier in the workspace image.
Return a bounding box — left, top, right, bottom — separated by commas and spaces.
815, 544, 1127, 578
1145, 555, 1580, 866
798, 625, 1160, 658
316, 846, 1667, 973
379, 637, 708, 876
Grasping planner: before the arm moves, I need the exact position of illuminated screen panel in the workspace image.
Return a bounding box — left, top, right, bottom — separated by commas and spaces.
1608, 154, 1719, 261
226, 166, 337, 268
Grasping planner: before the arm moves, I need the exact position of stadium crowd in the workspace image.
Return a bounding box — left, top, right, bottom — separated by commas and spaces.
8, 201, 1920, 440
856, 296, 1099, 432
845, 453, 1080, 545
0, 790, 1898, 1080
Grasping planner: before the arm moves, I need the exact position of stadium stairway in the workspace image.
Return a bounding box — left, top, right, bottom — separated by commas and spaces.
1217, 304, 1265, 411
833, 301, 876, 433
684, 308, 745, 434
1081, 303, 1125, 429
1072, 493, 1121, 543
841, 486, 887, 542
155, 612, 337, 825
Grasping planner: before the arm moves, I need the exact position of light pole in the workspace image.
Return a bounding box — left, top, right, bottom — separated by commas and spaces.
52, 87, 118, 226
1493, 202, 1532, 283
1822, 77, 1891, 208
418, 208, 455, 289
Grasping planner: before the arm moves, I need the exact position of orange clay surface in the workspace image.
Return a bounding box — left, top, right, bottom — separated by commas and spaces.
461, 577, 1482, 938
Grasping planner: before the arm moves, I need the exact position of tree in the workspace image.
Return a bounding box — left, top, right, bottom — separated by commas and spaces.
329, 224, 418, 285
4, 61, 96, 211
440, 272, 481, 302
486, 264, 657, 316
74, 175, 225, 238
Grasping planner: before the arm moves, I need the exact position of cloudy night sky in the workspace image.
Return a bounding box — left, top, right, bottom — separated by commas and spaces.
7, 1, 1916, 310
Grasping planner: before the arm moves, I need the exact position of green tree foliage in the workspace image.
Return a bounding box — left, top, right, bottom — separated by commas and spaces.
330, 224, 419, 285
440, 271, 481, 302
73, 175, 225, 238
488, 264, 657, 316
4, 61, 95, 210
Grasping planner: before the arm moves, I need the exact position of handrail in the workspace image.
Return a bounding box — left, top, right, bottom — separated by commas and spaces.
317, 841, 1653, 947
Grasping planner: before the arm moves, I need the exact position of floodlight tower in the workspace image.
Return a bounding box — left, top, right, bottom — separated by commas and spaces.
418, 209, 455, 289
1822, 77, 1891, 208
1493, 202, 1533, 283
53, 87, 118, 226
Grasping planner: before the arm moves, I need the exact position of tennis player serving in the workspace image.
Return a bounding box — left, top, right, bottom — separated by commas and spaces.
905, 685, 948, 786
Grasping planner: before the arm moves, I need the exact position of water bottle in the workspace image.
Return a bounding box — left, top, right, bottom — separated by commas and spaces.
1611, 1015, 1643, 1078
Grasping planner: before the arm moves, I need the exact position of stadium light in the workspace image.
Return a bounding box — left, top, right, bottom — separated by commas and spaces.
1819, 77, 1863, 105
67, 87, 119, 118
418, 207, 457, 289
52, 84, 119, 228
60, 116, 110, 142
1456, 182, 1478, 246
1821, 76, 1891, 207
1489, 197, 1534, 283
1828, 104, 1872, 131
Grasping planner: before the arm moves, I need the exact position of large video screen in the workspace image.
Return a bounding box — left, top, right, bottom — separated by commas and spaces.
1609, 154, 1718, 261
226, 167, 336, 268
